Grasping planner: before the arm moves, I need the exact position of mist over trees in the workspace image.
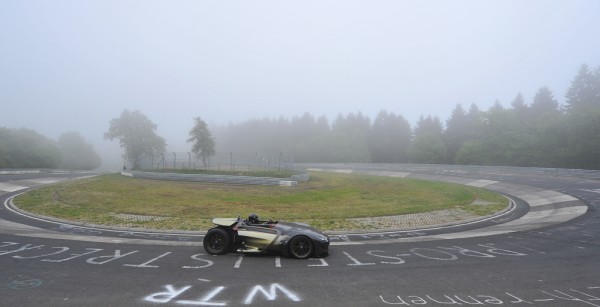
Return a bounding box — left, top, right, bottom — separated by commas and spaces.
0, 128, 101, 170
215, 64, 600, 170
58, 132, 102, 170
2, 64, 599, 171
0, 128, 61, 168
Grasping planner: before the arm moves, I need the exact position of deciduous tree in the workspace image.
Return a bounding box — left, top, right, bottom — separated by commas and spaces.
104, 110, 166, 169
0, 128, 61, 168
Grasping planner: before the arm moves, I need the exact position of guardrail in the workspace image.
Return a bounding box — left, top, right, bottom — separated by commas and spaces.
300, 163, 600, 180
121, 171, 310, 186
0, 169, 42, 175
5, 164, 600, 181
0, 169, 84, 175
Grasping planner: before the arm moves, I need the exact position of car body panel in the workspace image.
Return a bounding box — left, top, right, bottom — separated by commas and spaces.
212, 218, 238, 227
237, 227, 279, 252
205, 217, 330, 258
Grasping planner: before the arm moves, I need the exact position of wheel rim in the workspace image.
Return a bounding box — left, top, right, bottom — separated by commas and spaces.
291, 237, 312, 258
209, 233, 225, 251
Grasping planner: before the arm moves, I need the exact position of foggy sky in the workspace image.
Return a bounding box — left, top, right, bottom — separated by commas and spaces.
1, 0, 599, 168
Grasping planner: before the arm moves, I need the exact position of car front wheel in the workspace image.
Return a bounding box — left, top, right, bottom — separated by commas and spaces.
288, 235, 313, 259
203, 228, 231, 255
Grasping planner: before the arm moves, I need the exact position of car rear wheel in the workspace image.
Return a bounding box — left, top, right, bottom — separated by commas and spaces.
289, 235, 313, 259
203, 228, 231, 255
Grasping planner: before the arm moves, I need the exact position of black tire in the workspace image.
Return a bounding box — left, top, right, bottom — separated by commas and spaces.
288, 235, 313, 259
203, 228, 231, 255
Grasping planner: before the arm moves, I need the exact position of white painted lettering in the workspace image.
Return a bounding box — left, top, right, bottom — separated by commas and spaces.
405, 232, 427, 237
244, 283, 300, 305
534, 299, 554, 302
378, 287, 600, 307
505, 242, 545, 254
307, 258, 329, 267
571, 289, 600, 301
144, 285, 191, 303
541, 290, 600, 306
410, 248, 458, 261
367, 250, 406, 264
425, 295, 462, 304
234, 255, 244, 269
476, 295, 504, 304
275, 257, 281, 268
478, 244, 527, 256
13, 246, 69, 259
379, 295, 410, 305
504, 292, 532, 304
183, 254, 214, 269
86, 250, 138, 264
42, 248, 103, 263
124, 252, 171, 268
0, 244, 44, 256
177, 286, 227, 306
454, 295, 484, 304
438, 246, 495, 258
343, 251, 375, 266
0, 242, 19, 249
408, 295, 427, 304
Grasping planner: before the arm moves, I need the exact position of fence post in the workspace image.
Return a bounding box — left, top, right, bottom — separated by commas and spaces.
278, 152, 282, 172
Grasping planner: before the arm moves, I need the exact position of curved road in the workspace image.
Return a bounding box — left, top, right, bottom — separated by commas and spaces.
1, 165, 599, 306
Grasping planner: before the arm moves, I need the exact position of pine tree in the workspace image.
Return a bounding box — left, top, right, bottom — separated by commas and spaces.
188, 117, 216, 167
443, 104, 469, 163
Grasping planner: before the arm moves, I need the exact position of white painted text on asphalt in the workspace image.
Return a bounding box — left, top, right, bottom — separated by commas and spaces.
1, 241, 530, 270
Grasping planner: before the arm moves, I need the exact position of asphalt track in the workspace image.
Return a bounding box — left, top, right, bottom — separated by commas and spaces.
0, 164, 599, 307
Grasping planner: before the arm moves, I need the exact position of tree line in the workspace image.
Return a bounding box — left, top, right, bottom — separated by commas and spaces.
215, 64, 600, 170
104, 110, 214, 169
0, 128, 102, 170
5, 64, 599, 170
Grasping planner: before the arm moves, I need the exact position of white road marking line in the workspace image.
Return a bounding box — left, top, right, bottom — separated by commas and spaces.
466, 179, 499, 187
0, 183, 28, 193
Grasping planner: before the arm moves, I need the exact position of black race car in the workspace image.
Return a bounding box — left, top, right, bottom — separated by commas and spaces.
203, 214, 330, 259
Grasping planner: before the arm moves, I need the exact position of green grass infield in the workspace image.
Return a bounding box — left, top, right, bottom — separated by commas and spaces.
14, 172, 508, 231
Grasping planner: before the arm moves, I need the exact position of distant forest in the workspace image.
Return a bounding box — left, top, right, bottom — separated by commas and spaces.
216, 64, 600, 170
2, 64, 599, 170
0, 129, 101, 170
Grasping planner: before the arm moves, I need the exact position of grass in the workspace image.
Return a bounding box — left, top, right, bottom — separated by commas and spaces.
14, 172, 508, 231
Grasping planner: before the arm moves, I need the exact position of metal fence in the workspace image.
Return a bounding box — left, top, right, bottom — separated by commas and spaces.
300, 163, 600, 181
121, 170, 309, 186
137, 152, 298, 172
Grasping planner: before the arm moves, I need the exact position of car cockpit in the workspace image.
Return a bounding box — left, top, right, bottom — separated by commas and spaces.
244, 213, 278, 227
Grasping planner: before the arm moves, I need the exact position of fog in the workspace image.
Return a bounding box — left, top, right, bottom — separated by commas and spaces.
1, 1, 599, 169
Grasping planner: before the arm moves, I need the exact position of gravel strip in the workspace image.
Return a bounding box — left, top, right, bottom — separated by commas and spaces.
349, 209, 481, 230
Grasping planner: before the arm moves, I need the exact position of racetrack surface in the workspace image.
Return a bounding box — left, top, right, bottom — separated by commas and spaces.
1, 165, 599, 306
